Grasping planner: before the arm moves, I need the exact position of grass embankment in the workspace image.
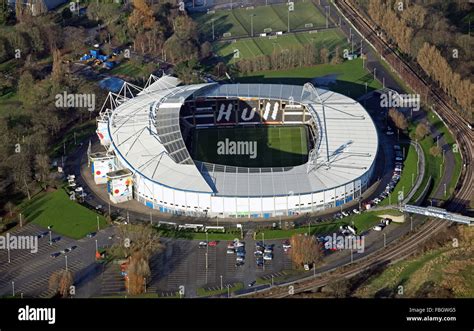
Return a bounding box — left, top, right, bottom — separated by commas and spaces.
156, 227, 240, 241
237, 58, 382, 99
378, 142, 418, 206
256, 209, 403, 239
21, 188, 107, 239
354, 227, 474, 298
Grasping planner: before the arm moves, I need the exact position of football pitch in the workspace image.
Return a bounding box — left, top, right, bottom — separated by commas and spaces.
193, 125, 309, 168
192, 2, 327, 38
214, 29, 348, 63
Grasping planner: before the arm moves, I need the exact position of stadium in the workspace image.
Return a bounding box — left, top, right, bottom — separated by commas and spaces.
93, 75, 378, 219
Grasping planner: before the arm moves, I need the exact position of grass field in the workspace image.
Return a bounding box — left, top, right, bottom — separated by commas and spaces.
379, 142, 418, 206
237, 58, 382, 99
256, 209, 403, 239
193, 125, 309, 167
192, 2, 327, 39
215, 29, 348, 64
21, 188, 107, 239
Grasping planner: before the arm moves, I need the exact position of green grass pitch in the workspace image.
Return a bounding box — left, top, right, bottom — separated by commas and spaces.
193, 125, 309, 168
192, 2, 327, 38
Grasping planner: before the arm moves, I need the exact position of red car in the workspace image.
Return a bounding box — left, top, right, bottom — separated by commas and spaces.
208, 241, 218, 247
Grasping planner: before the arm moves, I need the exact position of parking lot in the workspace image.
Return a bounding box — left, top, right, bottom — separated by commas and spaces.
0, 223, 114, 298
148, 232, 295, 297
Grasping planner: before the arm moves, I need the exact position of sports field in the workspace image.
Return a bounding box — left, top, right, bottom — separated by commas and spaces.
193, 125, 309, 168
214, 29, 347, 63
193, 2, 327, 38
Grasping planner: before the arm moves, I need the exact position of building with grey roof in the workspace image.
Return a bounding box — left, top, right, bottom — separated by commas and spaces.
95, 75, 378, 219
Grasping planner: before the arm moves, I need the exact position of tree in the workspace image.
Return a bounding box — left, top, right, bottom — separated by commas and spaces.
174, 59, 200, 84
127, 251, 151, 295
34, 153, 50, 183
0, 0, 10, 25
415, 123, 429, 141
112, 223, 163, 260
49, 270, 73, 298
4, 201, 15, 217
214, 62, 228, 77
320, 48, 329, 64
289, 234, 322, 268
388, 108, 408, 132
430, 145, 441, 157
128, 0, 155, 35
200, 41, 212, 59
326, 279, 351, 298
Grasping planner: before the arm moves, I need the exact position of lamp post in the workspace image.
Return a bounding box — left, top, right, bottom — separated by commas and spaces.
211, 18, 215, 40
325, 6, 329, 28
250, 14, 255, 37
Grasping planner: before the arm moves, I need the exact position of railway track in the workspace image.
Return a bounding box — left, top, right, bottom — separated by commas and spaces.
337, 0, 473, 214
248, 1, 472, 298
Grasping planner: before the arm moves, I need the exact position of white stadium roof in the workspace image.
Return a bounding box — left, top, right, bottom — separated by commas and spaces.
107, 76, 378, 197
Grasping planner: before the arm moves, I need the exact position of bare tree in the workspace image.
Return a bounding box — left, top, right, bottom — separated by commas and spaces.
289, 234, 322, 268
49, 270, 73, 298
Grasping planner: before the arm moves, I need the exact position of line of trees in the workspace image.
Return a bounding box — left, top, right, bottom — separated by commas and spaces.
364, 0, 473, 118
417, 42, 472, 114
236, 45, 341, 74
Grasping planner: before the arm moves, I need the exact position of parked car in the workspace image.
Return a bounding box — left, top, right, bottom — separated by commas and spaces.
282, 241, 291, 249
236, 256, 245, 262
86, 232, 96, 238
254, 250, 263, 256
227, 243, 235, 249
235, 241, 245, 248
263, 253, 273, 261
352, 208, 360, 214
198, 241, 207, 248
236, 251, 245, 258
208, 241, 218, 247
304, 263, 310, 271
341, 211, 349, 217
386, 131, 394, 135
372, 225, 384, 231
395, 157, 403, 161
50, 252, 61, 258
226, 249, 235, 254
235, 261, 244, 267
256, 257, 264, 266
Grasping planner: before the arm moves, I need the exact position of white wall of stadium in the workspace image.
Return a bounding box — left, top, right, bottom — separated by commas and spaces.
112, 150, 375, 219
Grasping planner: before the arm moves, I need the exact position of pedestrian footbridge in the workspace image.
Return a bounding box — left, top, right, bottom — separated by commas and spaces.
401, 204, 474, 226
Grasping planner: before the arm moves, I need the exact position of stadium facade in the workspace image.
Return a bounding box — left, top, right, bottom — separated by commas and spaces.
94, 75, 378, 219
